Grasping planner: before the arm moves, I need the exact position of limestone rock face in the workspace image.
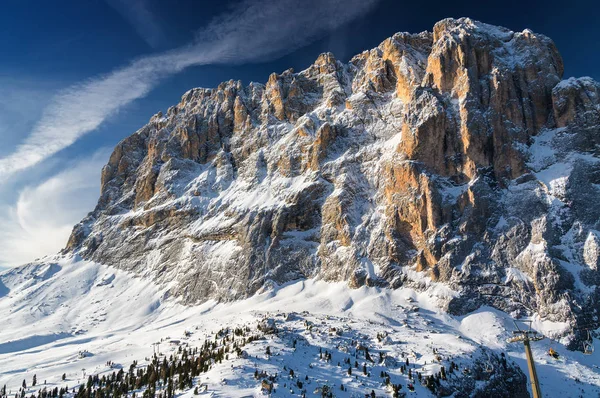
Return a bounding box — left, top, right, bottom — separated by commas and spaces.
66, 18, 600, 343
553, 77, 600, 128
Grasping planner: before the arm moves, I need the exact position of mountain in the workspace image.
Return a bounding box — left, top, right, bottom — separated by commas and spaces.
63, 18, 599, 346
2, 16, 600, 397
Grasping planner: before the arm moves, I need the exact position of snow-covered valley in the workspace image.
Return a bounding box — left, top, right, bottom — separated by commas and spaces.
1, 257, 599, 397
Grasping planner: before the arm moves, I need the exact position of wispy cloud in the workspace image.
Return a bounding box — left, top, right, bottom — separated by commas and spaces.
105, 0, 167, 49
0, 150, 110, 268
0, 0, 380, 183
0, 77, 56, 158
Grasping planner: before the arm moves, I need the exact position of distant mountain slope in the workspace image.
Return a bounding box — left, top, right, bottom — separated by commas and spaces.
58, 18, 600, 347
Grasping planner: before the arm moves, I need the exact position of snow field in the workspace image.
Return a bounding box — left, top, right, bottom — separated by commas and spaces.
1, 256, 599, 397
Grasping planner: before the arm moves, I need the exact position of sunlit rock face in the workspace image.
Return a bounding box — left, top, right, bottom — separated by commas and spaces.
66, 18, 600, 344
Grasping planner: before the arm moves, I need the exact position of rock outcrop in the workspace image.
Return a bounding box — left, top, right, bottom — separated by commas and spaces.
66, 18, 600, 346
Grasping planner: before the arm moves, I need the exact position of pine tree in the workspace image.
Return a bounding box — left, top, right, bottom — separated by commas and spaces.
32, 375, 36, 387
426, 375, 435, 392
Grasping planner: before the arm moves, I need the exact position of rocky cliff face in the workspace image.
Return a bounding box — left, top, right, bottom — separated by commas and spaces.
66, 18, 600, 346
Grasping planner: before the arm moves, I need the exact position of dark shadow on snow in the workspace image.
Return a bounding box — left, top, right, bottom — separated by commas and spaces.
0, 333, 71, 354
0, 279, 8, 298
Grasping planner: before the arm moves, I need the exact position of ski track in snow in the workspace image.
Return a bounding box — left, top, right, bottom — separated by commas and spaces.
0, 256, 599, 397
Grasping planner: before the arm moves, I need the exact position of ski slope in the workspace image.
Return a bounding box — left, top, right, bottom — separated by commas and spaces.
0, 256, 599, 397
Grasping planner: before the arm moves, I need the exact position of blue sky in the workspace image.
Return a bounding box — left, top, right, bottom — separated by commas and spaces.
0, 0, 598, 268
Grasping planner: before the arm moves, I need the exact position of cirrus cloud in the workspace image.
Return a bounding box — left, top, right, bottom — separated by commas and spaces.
0, 150, 110, 268
0, 0, 380, 182
105, 0, 167, 49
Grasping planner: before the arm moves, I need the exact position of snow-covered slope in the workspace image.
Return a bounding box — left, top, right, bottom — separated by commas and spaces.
1, 257, 600, 397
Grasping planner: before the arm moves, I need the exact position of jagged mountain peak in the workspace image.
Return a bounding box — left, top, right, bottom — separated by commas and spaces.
61, 18, 599, 349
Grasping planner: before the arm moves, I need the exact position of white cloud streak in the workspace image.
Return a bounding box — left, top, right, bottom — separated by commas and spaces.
0, 150, 110, 268
105, 0, 167, 49
0, 0, 380, 182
